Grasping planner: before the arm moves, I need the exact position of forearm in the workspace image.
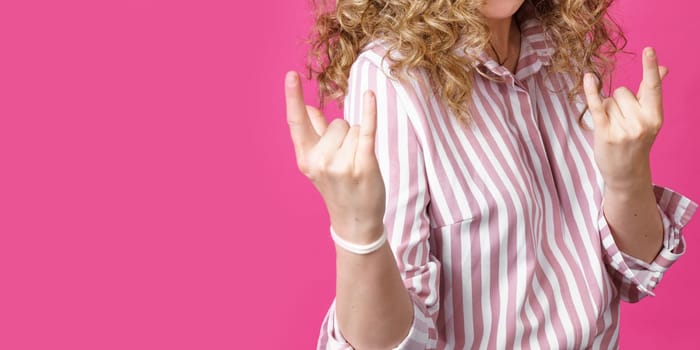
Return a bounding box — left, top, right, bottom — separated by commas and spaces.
335, 226, 414, 350
603, 172, 663, 264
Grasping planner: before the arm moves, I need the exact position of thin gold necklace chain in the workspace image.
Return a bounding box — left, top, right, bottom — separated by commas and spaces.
488, 40, 507, 65
489, 16, 520, 66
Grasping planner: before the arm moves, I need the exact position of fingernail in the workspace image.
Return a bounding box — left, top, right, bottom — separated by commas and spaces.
584, 73, 594, 86
286, 71, 298, 87
646, 47, 655, 58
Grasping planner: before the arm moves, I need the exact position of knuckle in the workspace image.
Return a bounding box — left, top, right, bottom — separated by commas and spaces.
626, 124, 644, 140
317, 154, 332, 172
649, 80, 662, 90
353, 162, 376, 180
305, 153, 327, 179
327, 161, 351, 177
286, 117, 299, 127
305, 162, 321, 180
307, 168, 321, 181
606, 132, 625, 144
612, 87, 630, 102
629, 129, 643, 140
315, 163, 328, 178
642, 121, 662, 137
297, 158, 309, 175
329, 118, 350, 130
350, 168, 363, 181
613, 86, 626, 97
590, 106, 604, 116
344, 125, 360, 141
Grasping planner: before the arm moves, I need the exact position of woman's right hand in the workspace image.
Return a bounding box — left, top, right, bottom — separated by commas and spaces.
284, 71, 386, 244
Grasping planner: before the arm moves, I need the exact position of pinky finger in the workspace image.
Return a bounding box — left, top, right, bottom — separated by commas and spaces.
357, 91, 377, 155
583, 73, 609, 130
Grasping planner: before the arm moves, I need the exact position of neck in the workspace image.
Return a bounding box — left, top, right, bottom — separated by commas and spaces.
486, 16, 514, 56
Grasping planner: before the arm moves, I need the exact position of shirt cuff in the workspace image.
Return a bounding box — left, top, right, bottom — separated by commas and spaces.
317, 299, 353, 350
598, 184, 698, 297
391, 292, 438, 349
317, 293, 438, 350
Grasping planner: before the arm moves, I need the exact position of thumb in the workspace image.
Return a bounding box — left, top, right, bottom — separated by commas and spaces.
355, 90, 378, 167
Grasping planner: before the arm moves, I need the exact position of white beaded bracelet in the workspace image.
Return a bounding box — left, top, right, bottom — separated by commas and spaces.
329, 225, 387, 255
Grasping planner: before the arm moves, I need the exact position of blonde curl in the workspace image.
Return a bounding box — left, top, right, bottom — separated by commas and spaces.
305, 0, 627, 128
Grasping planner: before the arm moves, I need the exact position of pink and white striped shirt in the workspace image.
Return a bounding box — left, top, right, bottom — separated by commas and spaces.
317, 3, 698, 349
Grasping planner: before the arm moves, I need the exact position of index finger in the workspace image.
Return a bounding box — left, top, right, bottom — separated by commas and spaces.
285, 71, 319, 156
638, 47, 662, 110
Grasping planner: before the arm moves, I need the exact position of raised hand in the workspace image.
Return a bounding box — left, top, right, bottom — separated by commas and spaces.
285, 71, 386, 243
583, 47, 669, 191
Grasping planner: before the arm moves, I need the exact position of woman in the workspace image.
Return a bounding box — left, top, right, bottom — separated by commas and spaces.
285, 0, 698, 348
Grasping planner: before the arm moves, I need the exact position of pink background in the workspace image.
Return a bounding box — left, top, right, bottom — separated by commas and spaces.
0, 1, 697, 349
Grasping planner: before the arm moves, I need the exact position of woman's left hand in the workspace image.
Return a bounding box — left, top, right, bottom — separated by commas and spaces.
583, 47, 669, 192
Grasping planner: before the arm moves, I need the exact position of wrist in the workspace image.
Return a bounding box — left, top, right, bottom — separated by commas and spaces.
604, 179, 654, 202
605, 178, 652, 196
603, 164, 653, 194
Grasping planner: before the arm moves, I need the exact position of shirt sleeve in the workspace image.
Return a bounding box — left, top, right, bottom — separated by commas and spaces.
317, 50, 441, 349
598, 183, 698, 303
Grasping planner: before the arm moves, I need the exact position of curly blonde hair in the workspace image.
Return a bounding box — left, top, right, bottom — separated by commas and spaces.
305, 0, 627, 128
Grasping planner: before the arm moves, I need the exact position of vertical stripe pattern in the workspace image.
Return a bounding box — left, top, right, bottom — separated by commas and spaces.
317, 2, 698, 349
